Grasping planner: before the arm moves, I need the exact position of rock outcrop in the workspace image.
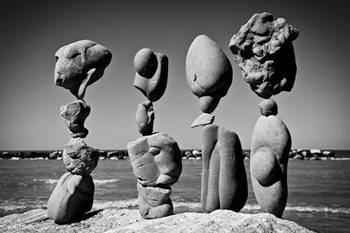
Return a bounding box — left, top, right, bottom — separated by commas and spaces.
0, 208, 314, 233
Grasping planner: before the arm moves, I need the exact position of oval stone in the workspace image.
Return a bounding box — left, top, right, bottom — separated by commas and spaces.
134, 48, 158, 78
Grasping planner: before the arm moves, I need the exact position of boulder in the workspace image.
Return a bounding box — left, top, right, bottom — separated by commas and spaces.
186, 35, 232, 113
0, 209, 314, 233
60, 100, 90, 138
229, 12, 299, 98
54, 40, 112, 99
133, 49, 168, 102
250, 115, 291, 217
201, 124, 248, 212
127, 132, 182, 187
63, 138, 99, 176
136, 100, 154, 136
47, 172, 94, 223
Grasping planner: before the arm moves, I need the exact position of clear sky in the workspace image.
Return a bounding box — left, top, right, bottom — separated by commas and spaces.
1, 0, 349, 150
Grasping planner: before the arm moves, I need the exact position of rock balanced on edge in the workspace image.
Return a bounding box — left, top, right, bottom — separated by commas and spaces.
48, 40, 111, 223
186, 34, 247, 213
250, 99, 291, 217
128, 48, 182, 219
229, 13, 298, 217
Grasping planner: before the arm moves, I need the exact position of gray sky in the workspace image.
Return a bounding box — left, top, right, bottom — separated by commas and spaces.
1, 0, 349, 150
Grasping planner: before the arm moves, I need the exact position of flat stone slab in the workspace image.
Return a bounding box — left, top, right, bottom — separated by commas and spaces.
0, 208, 314, 233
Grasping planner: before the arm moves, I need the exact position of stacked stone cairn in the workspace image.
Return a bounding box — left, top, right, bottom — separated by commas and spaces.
48, 40, 112, 223
127, 48, 182, 219
186, 35, 248, 212
229, 12, 299, 217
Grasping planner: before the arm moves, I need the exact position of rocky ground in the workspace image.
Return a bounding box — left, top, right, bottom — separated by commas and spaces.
0, 208, 314, 233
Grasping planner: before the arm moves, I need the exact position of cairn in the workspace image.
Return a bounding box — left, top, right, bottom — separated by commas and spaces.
48, 40, 111, 223
229, 12, 299, 217
127, 48, 182, 219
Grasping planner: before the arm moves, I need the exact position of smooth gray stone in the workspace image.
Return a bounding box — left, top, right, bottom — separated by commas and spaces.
250, 115, 291, 217
190, 113, 215, 128
136, 100, 154, 136
134, 49, 168, 102
259, 99, 278, 116
201, 124, 247, 212
60, 100, 90, 138
54, 40, 112, 99
63, 138, 99, 176
229, 12, 298, 98
134, 48, 158, 78
127, 132, 182, 187
186, 35, 232, 113
47, 172, 94, 223
137, 183, 173, 219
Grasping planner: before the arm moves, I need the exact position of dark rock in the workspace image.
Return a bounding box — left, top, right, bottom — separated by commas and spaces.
201, 124, 248, 212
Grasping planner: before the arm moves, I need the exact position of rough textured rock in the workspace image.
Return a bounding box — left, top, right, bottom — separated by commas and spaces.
134, 49, 168, 102
186, 35, 232, 113
60, 100, 90, 138
54, 39, 112, 99
137, 183, 173, 219
0, 209, 314, 233
63, 138, 99, 176
190, 113, 215, 128
136, 100, 154, 136
229, 12, 299, 98
201, 124, 248, 212
259, 98, 278, 116
127, 132, 182, 187
127, 132, 182, 218
250, 115, 291, 217
47, 172, 94, 223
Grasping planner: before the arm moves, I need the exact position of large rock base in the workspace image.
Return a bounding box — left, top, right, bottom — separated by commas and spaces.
0, 208, 314, 233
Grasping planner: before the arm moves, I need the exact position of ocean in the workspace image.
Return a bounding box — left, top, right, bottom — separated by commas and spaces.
0, 155, 349, 232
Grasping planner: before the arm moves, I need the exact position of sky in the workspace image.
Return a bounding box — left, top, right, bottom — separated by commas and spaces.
0, 0, 349, 151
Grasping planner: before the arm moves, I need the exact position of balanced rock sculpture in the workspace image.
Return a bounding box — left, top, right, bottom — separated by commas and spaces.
48, 39, 111, 223
229, 12, 299, 98
201, 124, 247, 212
250, 99, 291, 217
129, 48, 182, 219
186, 35, 232, 114
186, 34, 247, 213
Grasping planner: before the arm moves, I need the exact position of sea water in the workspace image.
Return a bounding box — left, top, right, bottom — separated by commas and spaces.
0, 159, 349, 233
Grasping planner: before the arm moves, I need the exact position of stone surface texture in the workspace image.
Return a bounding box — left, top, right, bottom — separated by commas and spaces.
136, 100, 154, 136
47, 172, 94, 223
127, 132, 182, 218
54, 39, 112, 99
201, 124, 248, 212
229, 12, 298, 98
190, 113, 215, 128
63, 138, 99, 176
0, 209, 314, 233
186, 35, 232, 113
134, 49, 168, 102
250, 115, 291, 217
259, 99, 278, 116
60, 100, 90, 138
